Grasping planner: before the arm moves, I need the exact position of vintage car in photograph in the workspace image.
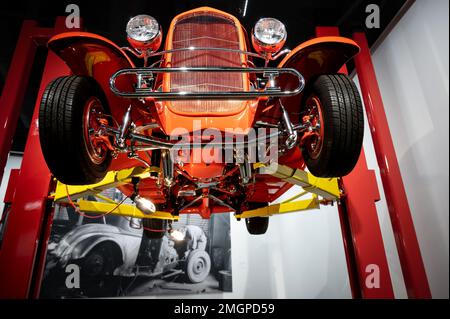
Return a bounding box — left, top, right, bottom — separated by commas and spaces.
38, 7, 364, 236
42, 207, 211, 297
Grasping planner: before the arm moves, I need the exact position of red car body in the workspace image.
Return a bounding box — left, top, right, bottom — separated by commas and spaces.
43, 7, 361, 219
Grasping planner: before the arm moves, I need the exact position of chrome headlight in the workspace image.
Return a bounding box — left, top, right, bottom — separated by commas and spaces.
126, 14, 162, 52
252, 18, 287, 55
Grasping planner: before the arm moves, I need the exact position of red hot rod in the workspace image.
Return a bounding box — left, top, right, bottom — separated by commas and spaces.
39, 7, 364, 236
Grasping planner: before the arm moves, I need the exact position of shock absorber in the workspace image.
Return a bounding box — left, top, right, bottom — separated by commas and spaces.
236, 149, 252, 184
118, 105, 132, 148
161, 149, 174, 187
280, 102, 298, 149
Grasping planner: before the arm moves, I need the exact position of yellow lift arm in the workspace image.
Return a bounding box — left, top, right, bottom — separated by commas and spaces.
52, 163, 341, 220
235, 163, 340, 219
53, 166, 159, 202
77, 200, 179, 221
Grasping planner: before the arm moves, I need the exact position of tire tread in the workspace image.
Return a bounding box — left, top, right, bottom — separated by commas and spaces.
302, 74, 364, 177
39, 76, 111, 185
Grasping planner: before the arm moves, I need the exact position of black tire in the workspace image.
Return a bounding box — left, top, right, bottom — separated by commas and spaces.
143, 218, 167, 239
39, 76, 112, 185
245, 202, 269, 235
301, 74, 364, 177
79, 243, 122, 297
185, 249, 211, 283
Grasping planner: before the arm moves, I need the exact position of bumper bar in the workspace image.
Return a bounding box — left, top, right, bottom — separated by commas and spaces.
109, 67, 305, 100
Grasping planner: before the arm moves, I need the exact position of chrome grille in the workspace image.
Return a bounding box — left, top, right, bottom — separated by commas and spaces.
168, 12, 246, 114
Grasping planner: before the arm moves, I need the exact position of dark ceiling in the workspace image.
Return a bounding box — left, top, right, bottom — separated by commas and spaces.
1, 0, 408, 152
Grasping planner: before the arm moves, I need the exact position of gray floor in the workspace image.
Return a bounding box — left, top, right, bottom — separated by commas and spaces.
126, 274, 220, 296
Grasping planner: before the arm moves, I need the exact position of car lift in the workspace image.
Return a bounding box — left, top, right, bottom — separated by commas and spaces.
0, 17, 431, 299
52, 162, 339, 220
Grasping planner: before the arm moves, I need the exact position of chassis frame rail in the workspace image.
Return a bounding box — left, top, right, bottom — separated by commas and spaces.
102, 124, 306, 151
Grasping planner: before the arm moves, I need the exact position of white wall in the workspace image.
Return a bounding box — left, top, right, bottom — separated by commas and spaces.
360, 0, 449, 298
222, 0, 450, 299
227, 190, 352, 299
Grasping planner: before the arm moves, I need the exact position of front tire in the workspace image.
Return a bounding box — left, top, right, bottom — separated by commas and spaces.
301, 74, 364, 177
39, 76, 112, 185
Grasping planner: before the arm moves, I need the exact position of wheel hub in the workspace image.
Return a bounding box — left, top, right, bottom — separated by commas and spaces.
192, 257, 206, 275
83, 97, 110, 165
301, 95, 325, 160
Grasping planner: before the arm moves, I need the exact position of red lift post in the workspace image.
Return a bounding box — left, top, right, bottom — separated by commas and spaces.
316, 26, 395, 299
0, 17, 74, 298
352, 32, 431, 299
0, 21, 41, 183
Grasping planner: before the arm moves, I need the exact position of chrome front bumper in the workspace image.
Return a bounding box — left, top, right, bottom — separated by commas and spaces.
109, 67, 305, 100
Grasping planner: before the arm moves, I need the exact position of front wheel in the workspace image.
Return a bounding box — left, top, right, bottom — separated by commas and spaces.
39, 76, 112, 185
301, 74, 364, 177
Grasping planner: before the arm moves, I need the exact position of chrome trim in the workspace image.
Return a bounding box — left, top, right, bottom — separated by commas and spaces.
178, 189, 197, 197
280, 102, 298, 149
271, 48, 291, 60
110, 67, 305, 100
238, 157, 252, 184
161, 149, 174, 187
118, 105, 132, 148
126, 15, 161, 44
123, 46, 291, 65
252, 18, 287, 56
253, 18, 287, 45
121, 46, 142, 58
145, 46, 265, 59
101, 124, 308, 151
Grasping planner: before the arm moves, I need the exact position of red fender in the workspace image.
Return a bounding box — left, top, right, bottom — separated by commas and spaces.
278, 36, 360, 79
48, 32, 150, 171
278, 36, 360, 113
48, 32, 137, 121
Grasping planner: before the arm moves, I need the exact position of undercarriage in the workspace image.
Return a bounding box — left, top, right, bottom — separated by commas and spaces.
82, 89, 326, 218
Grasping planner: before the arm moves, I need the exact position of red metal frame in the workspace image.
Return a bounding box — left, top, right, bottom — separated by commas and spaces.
352, 32, 431, 299
0, 18, 430, 299
316, 26, 395, 299
0, 17, 75, 299
0, 21, 38, 183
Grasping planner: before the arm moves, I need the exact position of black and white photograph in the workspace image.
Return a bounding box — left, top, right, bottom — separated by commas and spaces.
40, 190, 232, 298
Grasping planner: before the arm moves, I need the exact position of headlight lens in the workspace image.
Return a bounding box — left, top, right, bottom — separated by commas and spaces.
253, 18, 287, 46
126, 14, 160, 42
